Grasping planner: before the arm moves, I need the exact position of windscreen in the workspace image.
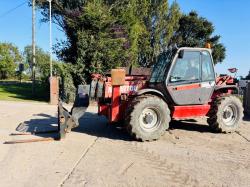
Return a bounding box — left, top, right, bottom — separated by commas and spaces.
150, 50, 176, 83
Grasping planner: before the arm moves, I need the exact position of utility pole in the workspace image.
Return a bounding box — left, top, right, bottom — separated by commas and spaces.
32, 0, 36, 95
48, 0, 52, 78
48, 0, 53, 104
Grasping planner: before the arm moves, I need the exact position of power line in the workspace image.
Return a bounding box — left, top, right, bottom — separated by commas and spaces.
0, 1, 27, 19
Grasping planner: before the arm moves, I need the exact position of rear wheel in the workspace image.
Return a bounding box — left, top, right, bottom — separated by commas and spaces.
125, 95, 170, 141
207, 95, 243, 133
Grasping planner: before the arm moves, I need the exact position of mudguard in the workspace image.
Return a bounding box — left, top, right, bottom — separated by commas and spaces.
137, 88, 164, 97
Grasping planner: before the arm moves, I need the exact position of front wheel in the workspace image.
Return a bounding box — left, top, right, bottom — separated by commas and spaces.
207, 95, 243, 133
125, 95, 171, 141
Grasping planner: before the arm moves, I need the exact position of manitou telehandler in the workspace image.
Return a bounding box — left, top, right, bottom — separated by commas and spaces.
57, 46, 243, 141
6, 46, 243, 144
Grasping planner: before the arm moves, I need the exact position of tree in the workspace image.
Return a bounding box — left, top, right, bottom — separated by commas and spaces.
37, 0, 181, 84
71, 1, 129, 84
23, 45, 76, 102
38, 1, 225, 85
38, 0, 130, 84
114, 0, 181, 66
0, 42, 22, 79
24, 45, 70, 80
24, 45, 51, 79
171, 11, 226, 64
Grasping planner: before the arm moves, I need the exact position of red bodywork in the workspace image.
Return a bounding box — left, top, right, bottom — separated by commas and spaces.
172, 105, 211, 119
96, 74, 235, 123
216, 75, 235, 86
98, 75, 148, 122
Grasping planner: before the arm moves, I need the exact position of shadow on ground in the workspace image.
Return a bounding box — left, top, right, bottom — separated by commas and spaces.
14, 110, 214, 142
15, 112, 133, 141
74, 113, 133, 141
243, 114, 250, 122
170, 120, 212, 133
15, 113, 58, 138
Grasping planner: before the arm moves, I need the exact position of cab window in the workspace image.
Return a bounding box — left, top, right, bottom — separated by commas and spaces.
201, 51, 215, 81
170, 51, 201, 83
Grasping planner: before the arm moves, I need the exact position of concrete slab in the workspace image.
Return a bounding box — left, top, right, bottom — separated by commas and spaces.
0, 101, 98, 187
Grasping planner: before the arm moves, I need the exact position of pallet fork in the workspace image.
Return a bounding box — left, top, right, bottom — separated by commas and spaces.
4, 85, 90, 144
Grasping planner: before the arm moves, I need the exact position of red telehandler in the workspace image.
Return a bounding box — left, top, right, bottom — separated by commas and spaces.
58, 46, 243, 141
5, 46, 243, 144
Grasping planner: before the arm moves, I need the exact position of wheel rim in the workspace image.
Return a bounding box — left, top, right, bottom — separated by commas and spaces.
222, 104, 237, 126
139, 107, 160, 132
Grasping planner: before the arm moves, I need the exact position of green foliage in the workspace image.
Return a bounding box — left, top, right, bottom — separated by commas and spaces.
55, 63, 76, 103
72, 1, 129, 84
38, 1, 225, 85
0, 43, 22, 79
0, 82, 48, 102
94, 0, 181, 67
24, 45, 64, 80
23, 45, 76, 102
171, 11, 226, 64
38, 0, 181, 84
24, 45, 51, 80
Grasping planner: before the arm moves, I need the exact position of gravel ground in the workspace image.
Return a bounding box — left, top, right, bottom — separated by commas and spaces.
0, 101, 250, 187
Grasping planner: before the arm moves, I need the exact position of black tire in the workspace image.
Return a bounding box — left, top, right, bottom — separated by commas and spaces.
125, 95, 171, 141
207, 95, 243, 133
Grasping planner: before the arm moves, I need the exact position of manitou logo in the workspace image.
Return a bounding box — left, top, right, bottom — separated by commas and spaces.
120, 85, 138, 93
107, 85, 138, 94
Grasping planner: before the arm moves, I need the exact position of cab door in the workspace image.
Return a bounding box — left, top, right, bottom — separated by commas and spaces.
167, 50, 203, 105
199, 50, 216, 103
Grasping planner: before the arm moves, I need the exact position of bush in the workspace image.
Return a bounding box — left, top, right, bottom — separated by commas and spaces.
55, 63, 76, 103
0, 43, 21, 79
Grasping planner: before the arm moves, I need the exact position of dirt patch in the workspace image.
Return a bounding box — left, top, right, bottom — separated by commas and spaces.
62, 116, 250, 187
1, 101, 250, 187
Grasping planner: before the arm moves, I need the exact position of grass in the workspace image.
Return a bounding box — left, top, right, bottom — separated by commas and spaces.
0, 82, 49, 102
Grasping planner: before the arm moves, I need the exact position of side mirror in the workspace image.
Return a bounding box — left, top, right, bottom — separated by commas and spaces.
178, 50, 184, 59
